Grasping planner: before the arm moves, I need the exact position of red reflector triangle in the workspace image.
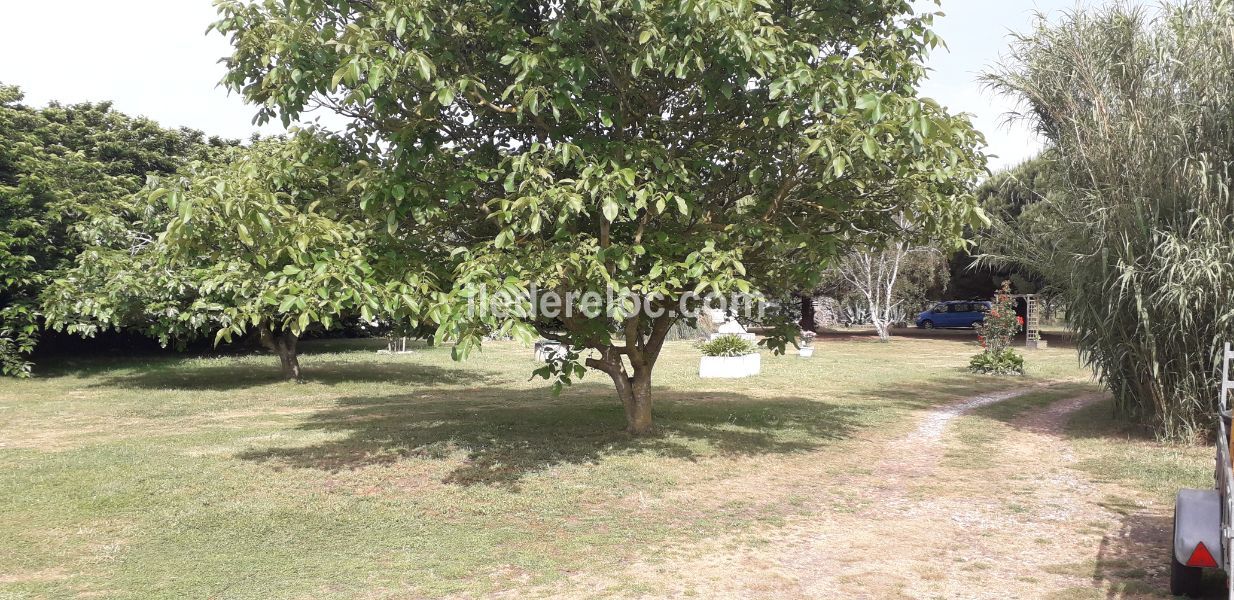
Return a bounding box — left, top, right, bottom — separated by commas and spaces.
1188, 542, 1219, 568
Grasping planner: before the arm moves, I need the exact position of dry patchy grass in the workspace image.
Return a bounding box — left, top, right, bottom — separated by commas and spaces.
0, 336, 1101, 597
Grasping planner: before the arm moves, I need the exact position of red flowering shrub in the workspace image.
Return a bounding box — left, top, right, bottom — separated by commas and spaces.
970, 281, 1024, 375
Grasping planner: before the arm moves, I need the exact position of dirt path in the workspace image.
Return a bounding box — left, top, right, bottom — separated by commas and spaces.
546, 387, 1180, 599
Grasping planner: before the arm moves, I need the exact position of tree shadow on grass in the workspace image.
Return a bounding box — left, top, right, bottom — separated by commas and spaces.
960, 391, 1219, 596
86, 359, 488, 391
235, 383, 874, 490
38, 337, 447, 386
1090, 506, 1225, 598
862, 373, 1023, 413
817, 327, 1076, 349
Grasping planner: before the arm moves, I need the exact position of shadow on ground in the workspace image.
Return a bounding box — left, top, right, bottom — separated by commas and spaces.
1059, 397, 1163, 443
236, 383, 874, 490
816, 326, 1075, 348
1092, 507, 1227, 598
84, 358, 486, 391
866, 373, 1022, 413
38, 337, 440, 385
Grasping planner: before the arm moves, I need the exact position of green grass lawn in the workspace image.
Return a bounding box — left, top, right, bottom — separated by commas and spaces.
2, 336, 1092, 598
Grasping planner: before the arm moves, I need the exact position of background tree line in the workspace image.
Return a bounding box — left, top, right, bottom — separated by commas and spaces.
0, 83, 439, 381
0, 85, 233, 375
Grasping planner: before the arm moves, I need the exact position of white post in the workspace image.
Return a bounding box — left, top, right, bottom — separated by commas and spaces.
1222, 342, 1232, 411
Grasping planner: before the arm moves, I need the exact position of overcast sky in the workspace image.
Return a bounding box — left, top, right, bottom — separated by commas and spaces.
0, 0, 1085, 171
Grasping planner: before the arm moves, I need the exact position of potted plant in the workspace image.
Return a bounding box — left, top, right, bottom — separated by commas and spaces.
698, 335, 761, 378
798, 331, 816, 358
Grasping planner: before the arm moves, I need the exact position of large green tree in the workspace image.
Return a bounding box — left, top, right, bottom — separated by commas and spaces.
0, 84, 218, 375
984, 0, 1234, 438
46, 134, 436, 381
213, 0, 986, 432
937, 155, 1068, 305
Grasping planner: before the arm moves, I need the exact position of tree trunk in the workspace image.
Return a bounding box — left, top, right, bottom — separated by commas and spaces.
583, 315, 674, 435
259, 326, 302, 382
625, 368, 654, 434
873, 319, 891, 342
799, 294, 816, 333
596, 358, 655, 435
278, 338, 302, 381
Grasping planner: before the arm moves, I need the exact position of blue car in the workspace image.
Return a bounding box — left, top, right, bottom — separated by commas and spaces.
915, 300, 992, 329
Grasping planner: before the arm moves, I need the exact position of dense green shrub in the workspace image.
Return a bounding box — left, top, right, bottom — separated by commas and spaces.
699, 336, 758, 358
969, 349, 1025, 376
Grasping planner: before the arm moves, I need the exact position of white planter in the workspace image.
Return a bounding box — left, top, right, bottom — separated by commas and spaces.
798, 346, 814, 358
699, 353, 761, 378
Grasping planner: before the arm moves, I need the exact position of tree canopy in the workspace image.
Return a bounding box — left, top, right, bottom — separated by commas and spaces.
955, 154, 1067, 299
212, 0, 987, 432
0, 84, 222, 375
46, 134, 436, 380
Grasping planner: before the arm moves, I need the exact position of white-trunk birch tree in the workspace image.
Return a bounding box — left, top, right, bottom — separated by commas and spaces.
838, 240, 946, 342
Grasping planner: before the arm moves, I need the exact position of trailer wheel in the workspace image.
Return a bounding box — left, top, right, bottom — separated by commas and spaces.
1171, 551, 1203, 597
1171, 510, 1205, 597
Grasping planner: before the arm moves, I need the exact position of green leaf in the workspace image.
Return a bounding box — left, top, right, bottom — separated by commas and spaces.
437, 87, 454, 106
831, 154, 847, 177
862, 136, 878, 159
601, 198, 619, 222
415, 54, 433, 81
330, 65, 348, 89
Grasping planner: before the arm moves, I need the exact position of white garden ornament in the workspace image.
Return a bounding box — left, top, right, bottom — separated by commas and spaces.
706, 309, 757, 342
798, 331, 816, 358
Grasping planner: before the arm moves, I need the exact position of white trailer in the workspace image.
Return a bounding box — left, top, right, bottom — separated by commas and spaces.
1171, 342, 1234, 597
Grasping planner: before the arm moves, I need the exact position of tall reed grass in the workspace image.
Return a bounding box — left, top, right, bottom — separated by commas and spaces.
983, 0, 1234, 439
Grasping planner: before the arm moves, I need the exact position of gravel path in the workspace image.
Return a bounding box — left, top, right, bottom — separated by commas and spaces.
527, 386, 1183, 599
